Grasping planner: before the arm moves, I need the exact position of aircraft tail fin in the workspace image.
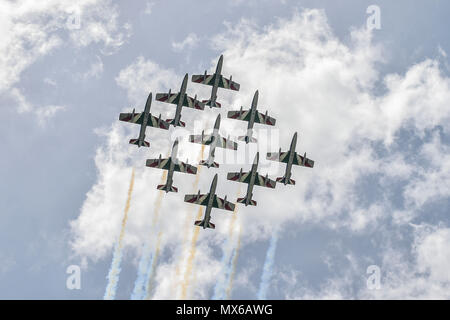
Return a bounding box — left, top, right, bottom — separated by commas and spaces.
166, 118, 186, 127
237, 135, 257, 143
199, 160, 219, 168
202, 99, 221, 108
156, 184, 178, 193
276, 176, 295, 185
237, 196, 257, 206
194, 220, 215, 229
129, 138, 150, 147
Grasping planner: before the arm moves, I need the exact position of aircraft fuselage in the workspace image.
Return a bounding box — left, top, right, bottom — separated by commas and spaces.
165, 139, 180, 190
244, 153, 259, 205
174, 74, 188, 125
202, 174, 218, 228
205, 115, 221, 166
247, 90, 259, 131
138, 93, 152, 147
209, 55, 223, 106
284, 132, 298, 183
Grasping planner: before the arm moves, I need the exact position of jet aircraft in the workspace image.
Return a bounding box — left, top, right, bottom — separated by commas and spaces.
118, 92, 169, 147
146, 138, 197, 192
191, 54, 240, 108
266, 132, 314, 185
188, 114, 238, 168
184, 174, 235, 229
227, 90, 276, 143
156, 74, 205, 127
227, 152, 276, 206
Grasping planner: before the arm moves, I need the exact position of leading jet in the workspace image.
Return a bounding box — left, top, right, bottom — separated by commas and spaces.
184, 173, 235, 229
188, 114, 238, 168
155, 74, 205, 127
191, 54, 240, 108
145, 138, 197, 193
266, 132, 314, 185
118, 92, 169, 147
227, 90, 276, 144
227, 152, 276, 206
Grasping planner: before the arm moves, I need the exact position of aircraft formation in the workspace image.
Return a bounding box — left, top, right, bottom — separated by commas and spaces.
118, 55, 315, 229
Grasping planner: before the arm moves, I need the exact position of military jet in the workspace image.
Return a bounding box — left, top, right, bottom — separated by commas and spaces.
188, 114, 238, 168
227, 90, 276, 143
227, 152, 276, 206
184, 173, 235, 229
155, 74, 205, 127
266, 132, 314, 185
145, 138, 197, 193
191, 54, 240, 108
118, 92, 169, 147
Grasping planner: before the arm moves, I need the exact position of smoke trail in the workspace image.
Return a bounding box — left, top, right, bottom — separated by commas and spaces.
179, 206, 203, 299
104, 168, 135, 300
130, 241, 153, 300
257, 228, 279, 300
225, 224, 242, 300
130, 170, 167, 300
172, 145, 205, 298
144, 230, 163, 299
212, 186, 241, 300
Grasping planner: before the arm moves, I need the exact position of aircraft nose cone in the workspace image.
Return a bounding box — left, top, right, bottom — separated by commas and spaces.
214, 114, 221, 127
254, 152, 259, 164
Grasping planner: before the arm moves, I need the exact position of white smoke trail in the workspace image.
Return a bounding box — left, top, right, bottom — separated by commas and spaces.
144, 230, 163, 299
104, 168, 135, 300
211, 237, 234, 299
225, 224, 242, 300
212, 187, 241, 300
257, 228, 279, 300
130, 170, 167, 300
130, 243, 153, 300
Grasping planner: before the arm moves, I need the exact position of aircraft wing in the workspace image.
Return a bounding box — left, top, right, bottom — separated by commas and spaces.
227, 109, 252, 122
147, 114, 170, 130
119, 113, 169, 130
173, 161, 197, 174
214, 135, 238, 150
184, 193, 210, 206
182, 95, 205, 110
267, 151, 314, 168
227, 171, 252, 184
292, 152, 315, 168
192, 74, 215, 86
155, 92, 180, 105
146, 157, 171, 170
218, 75, 240, 91
253, 173, 277, 188
189, 134, 237, 150
156, 92, 204, 110
254, 110, 276, 126
266, 151, 290, 163
119, 112, 144, 124
189, 134, 213, 145
192, 74, 240, 91
212, 195, 235, 211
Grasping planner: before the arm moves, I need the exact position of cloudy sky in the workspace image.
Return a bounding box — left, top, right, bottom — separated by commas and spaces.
1, 0, 449, 299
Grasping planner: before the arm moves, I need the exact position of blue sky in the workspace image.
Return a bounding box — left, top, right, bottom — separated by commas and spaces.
0, 0, 449, 299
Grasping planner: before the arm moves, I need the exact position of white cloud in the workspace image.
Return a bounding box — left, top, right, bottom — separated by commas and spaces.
171, 33, 200, 52
403, 133, 450, 209
71, 9, 450, 298
0, 0, 130, 113
35, 105, 66, 127
79, 56, 104, 80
